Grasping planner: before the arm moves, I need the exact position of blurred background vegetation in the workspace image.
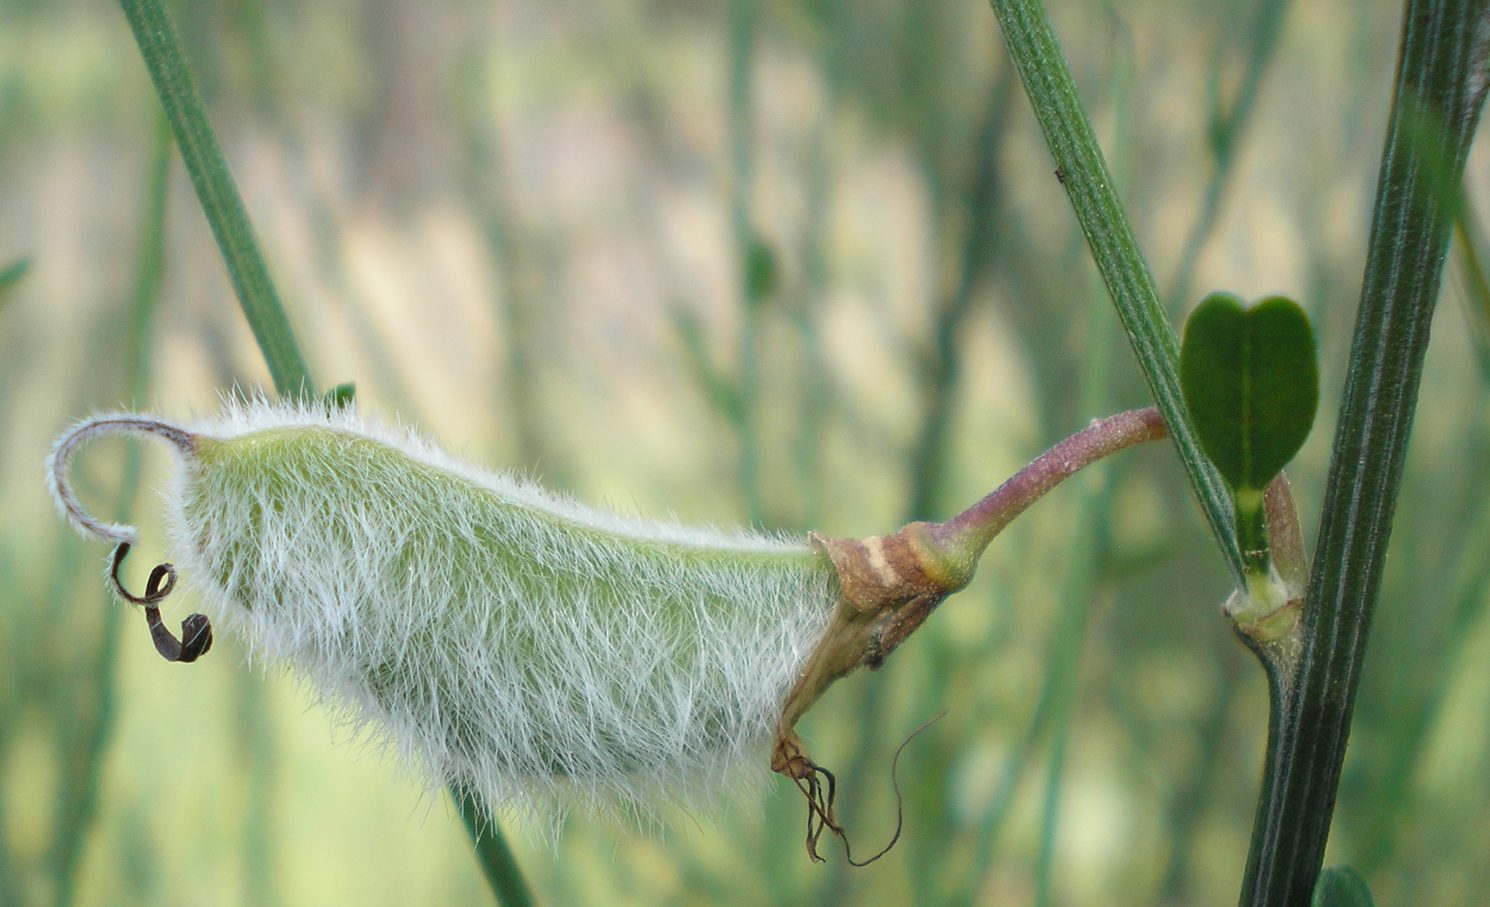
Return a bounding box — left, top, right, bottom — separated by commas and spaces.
2, 0, 1489, 904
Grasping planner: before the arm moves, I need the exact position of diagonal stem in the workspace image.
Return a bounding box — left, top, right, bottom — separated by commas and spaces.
116, 0, 311, 394
987, 0, 1246, 583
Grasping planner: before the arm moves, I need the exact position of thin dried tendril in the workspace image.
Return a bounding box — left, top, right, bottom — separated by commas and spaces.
791, 711, 945, 866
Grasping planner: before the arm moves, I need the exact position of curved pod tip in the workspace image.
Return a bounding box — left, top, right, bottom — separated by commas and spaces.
48, 414, 213, 664
48, 415, 200, 545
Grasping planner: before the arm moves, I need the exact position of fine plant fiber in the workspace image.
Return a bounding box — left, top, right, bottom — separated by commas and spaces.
51, 399, 840, 830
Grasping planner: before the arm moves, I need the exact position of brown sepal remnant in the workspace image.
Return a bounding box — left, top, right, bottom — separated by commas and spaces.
770, 523, 968, 862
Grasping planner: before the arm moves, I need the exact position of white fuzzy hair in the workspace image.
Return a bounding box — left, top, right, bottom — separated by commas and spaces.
52, 399, 840, 830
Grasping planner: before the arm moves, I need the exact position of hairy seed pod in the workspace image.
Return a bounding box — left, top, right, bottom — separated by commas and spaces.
49, 400, 841, 823
51, 398, 1172, 856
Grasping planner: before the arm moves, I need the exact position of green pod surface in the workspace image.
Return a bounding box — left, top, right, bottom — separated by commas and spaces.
53, 401, 841, 823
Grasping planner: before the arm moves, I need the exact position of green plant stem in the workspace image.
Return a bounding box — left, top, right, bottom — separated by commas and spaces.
1238, 1, 1490, 903
116, 0, 311, 395
50, 115, 172, 907
987, 0, 1245, 583
1237, 497, 1271, 577
969, 28, 1135, 893
906, 76, 1014, 520
233, 673, 281, 907
456, 792, 537, 907
967, 630, 1056, 886
1156, 654, 1246, 902
114, 2, 535, 902
785, 0, 846, 532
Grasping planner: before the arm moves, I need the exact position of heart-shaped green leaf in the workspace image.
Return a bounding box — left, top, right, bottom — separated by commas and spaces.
1180, 292, 1318, 493
1311, 866, 1375, 907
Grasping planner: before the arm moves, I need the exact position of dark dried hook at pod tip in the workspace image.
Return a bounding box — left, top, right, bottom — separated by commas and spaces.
110, 542, 213, 664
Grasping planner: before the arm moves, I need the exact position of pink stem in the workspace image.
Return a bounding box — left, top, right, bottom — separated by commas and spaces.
928, 407, 1168, 554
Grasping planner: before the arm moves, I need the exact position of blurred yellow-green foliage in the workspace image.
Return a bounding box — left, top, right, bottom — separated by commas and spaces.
3, 0, 1489, 904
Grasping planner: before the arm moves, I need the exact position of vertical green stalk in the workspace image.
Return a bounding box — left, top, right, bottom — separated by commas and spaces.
1031, 51, 1130, 900
1354, 492, 1490, 873
905, 80, 1014, 520
49, 115, 172, 907
1155, 656, 1245, 902
787, 0, 847, 531
987, 0, 1245, 583
966, 28, 1135, 898
0, 259, 29, 304
763, 6, 843, 891
1238, 1, 1489, 903
112, 1, 536, 903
